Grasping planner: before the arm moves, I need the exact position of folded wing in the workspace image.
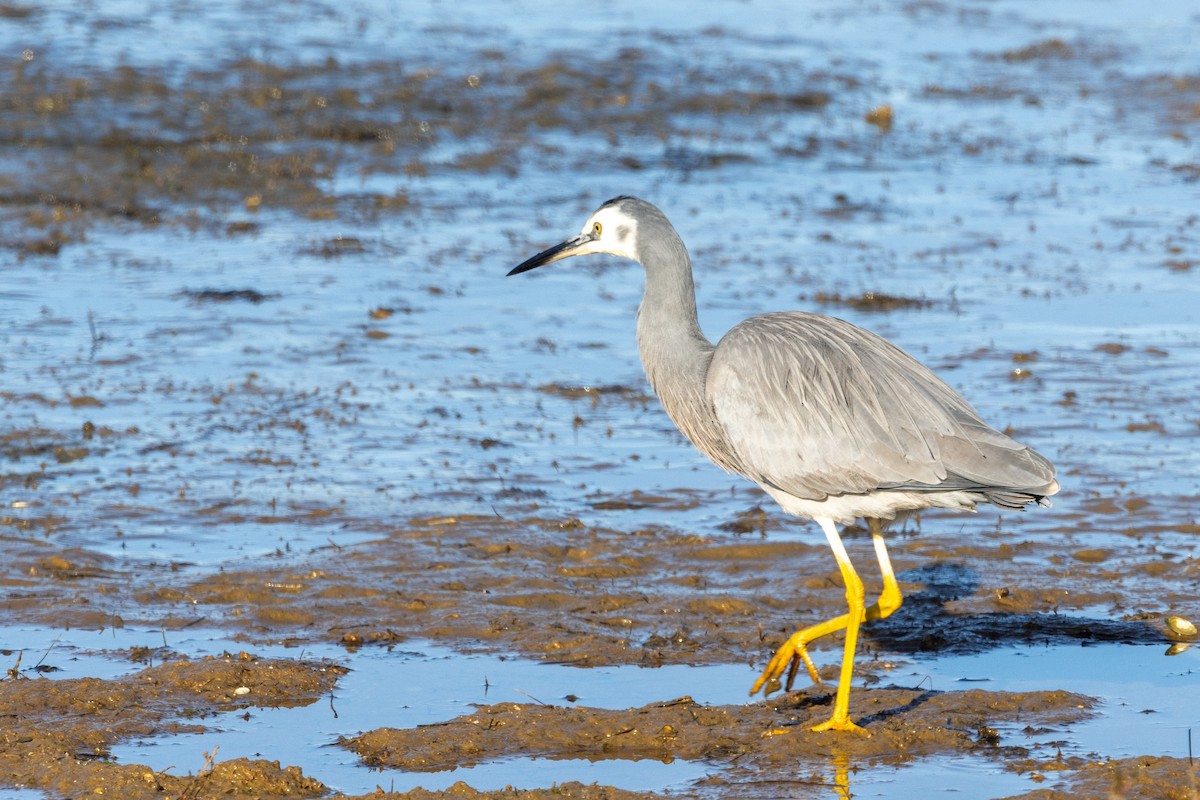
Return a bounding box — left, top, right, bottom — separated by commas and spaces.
706, 313, 1057, 506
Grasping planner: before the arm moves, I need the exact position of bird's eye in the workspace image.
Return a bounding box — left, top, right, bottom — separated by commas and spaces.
592, 221, 603, 236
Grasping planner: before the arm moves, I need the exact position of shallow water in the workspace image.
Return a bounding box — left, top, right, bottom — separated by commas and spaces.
4, 0, 1199, 565
5, 624, 1194, 797
2, 0, 1199, 798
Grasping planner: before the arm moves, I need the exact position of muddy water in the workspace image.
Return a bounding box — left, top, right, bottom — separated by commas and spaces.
2, 0, 1199, 798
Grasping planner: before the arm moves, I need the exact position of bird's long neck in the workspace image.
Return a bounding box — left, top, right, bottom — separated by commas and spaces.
634, 228, 725, 463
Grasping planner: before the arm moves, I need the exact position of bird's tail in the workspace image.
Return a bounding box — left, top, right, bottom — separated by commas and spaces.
985, 490, 1053, 510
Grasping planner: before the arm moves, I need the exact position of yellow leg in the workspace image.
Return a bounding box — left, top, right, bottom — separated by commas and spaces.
867, 518, 903, 622
750, 518, 904, 735
810, 518, 867, 734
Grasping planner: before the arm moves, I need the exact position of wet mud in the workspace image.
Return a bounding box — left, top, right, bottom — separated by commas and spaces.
0, 653, 341, 799
3, 485, 1196, 798
344, 689, 1094, 775
2, 0, 1200, 798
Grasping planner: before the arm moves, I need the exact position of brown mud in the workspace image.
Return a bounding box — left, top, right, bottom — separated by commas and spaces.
1, 653, 341, 799
344, 690, 1094, 775
3, 508, 1197, 798
2, 2, 1200, 799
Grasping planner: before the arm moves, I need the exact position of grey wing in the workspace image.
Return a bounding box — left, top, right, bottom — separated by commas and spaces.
706, 313, 1058, 503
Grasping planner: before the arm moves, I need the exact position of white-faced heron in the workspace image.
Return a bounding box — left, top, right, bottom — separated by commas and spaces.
508, 196, 1059, 735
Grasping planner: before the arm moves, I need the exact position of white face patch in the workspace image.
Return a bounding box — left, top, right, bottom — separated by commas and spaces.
581, 205, 639, 261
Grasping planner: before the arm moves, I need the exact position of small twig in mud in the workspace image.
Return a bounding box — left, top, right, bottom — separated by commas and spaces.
1185, 733, 1198, 800
543, 655, 590, 666
178, 745, 219, 800
5, 650, 26, 681
514, 689, 547, 706
33, 636, 62, 672
87, 310, 109, 360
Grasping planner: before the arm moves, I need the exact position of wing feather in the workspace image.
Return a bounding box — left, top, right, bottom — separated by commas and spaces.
706, 312, 1056, 503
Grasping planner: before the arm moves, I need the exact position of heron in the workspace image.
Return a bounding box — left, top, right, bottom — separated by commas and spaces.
507, 196, 1059, 735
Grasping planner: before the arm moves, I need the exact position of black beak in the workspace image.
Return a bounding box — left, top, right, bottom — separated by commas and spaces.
507, 232, 595, 276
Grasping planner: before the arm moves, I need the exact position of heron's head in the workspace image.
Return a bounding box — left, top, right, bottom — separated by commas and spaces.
507, 196, 648, 276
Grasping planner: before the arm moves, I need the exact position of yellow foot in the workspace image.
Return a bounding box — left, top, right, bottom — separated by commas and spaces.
750, 631, 824, 697
811, 716, 870, 737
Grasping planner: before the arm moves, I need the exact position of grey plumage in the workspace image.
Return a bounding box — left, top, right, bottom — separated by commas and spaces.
508, 195, 1059, 733
708, 313, 1056, 508
583, 195, 1058, 521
